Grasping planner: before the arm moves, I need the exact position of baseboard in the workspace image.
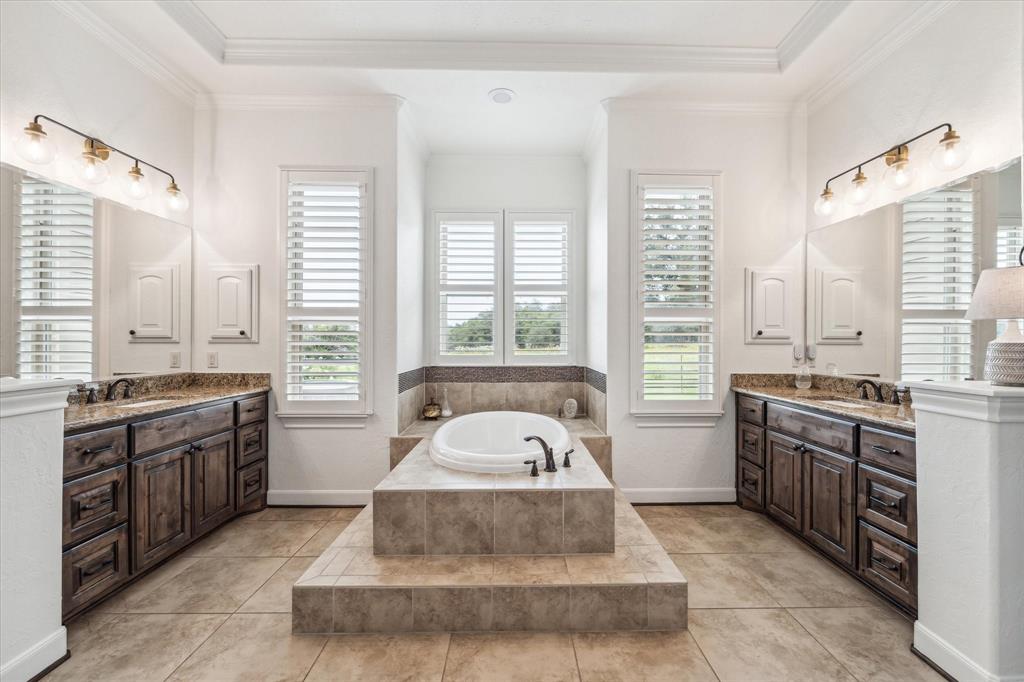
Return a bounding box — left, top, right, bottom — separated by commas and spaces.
618, 487, 737, 504
268, 489, 371, 506
0, 627, 67, 682
913, 621, 1019, 682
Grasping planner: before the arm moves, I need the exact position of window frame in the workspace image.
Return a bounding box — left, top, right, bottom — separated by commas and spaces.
629, 170, 723, 419
277, 166, 374, 422
429, 209, 576, 366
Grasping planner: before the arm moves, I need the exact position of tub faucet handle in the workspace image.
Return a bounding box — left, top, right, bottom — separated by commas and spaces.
562, 448, 574, 468
523, 459, 539, 477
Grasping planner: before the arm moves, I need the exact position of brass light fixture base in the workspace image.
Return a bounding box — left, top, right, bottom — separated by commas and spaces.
884, 145, 909, 167
82, 138, 111, 161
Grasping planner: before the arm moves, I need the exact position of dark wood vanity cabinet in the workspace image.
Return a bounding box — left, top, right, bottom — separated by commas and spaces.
61, 391, 269, 619
734, 393, 918, 612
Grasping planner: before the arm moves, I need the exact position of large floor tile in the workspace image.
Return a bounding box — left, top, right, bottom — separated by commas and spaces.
790, 607, 945, 682
93, 555, 201, 613
443, 632, 580, 681
635, 504, 748, 519
572, 631, 717, 681
670, 554, 779, 608
44, 613, 227, 681
736, 552, 882, 607
306, 634, 449, 682
246, 506, 341, 522
239, 556, 316, 613
167, 613, 326, 681
116, 557, 285, 613
696, 514, 808, 553
643, 517, 720, 553
688, 609, 855, 682
188, 520, 325, 558
296, 519, 357, 557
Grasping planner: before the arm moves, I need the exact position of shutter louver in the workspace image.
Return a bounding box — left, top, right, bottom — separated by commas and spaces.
511, 215, 569, 357
438, 214, 499, 358
639, 180, 715, 401
16, 177, 94, 380
285, 175, 365, 401
900, 187, 976, 381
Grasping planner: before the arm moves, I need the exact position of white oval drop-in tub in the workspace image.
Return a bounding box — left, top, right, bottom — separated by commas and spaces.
429, 411, 571, 474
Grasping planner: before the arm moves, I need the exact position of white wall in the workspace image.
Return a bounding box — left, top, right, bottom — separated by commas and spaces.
807, 0, 1023, 230
192, 99, 401, 504
0, 1, 194, 225
396, 108, 427, 373
605, 101, 807, 501
585, 112, 609, 373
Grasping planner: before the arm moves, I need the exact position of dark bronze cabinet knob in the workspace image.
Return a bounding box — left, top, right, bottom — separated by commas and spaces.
239, 330, 246, 336
756, 330, 763, 336
129, 329, 136, 335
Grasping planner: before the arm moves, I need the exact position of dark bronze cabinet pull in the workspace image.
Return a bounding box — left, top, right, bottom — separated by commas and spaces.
871, 555, 899, 571
869, 495, 898, 509
83, 444, 114, 456
244, 435, 261, 449
245, 406, 259, 413
244, 477, 260, 491
871, 444, 899, 456
78, 495, 111, 511
81, 558, 114, 578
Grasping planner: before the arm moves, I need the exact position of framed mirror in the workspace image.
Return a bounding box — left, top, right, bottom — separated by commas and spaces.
805, 157, 1022, 382
0, 163, 192, 382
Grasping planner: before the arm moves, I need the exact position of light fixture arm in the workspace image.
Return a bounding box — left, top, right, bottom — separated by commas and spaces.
31, 114, 177, 185
823, 123, 953, 191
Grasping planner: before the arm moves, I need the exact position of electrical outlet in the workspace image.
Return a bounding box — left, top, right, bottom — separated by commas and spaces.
169, 351, 181, 368
206, 351, 218, 369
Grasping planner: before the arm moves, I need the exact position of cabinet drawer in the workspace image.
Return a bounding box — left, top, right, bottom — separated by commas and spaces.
860, 427, 916, 478
237, 459, 268, 514
63, 523, 129, 617
858, 465, 917, 544
237, 395, 267, 426
858, 521, 917, 610
737, 395, 765, 425
237, 421, 267, 468
737, 459, 765, 509
63, 465, 129, 547
737, 421, 765, 466
64, 426, 128, 480
766, 403, 856, 455
132, 402, 234, 456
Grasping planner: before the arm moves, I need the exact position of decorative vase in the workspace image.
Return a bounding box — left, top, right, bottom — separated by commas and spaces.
440, 387, 452, 417
422, 400, 441, 420
984, 341, 1024, 386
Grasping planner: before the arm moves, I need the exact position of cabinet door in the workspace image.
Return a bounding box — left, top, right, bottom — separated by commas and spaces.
128, 264, 178, 340
132, 444, 192, 571
817, 269, 863, 343
193, 431, 236, 537
746, 268, 794, 343
802, 445, 856, 566
765, 433, 803, 531
209, 265, 258, 342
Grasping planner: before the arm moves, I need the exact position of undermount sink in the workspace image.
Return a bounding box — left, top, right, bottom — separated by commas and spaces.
118, 396, 186, 408
807, 396, 876, 409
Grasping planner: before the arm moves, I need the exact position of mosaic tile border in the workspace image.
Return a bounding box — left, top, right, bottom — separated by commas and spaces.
398, 367, 426, 394
585, 367, 607, 394
424, 366, 586, 383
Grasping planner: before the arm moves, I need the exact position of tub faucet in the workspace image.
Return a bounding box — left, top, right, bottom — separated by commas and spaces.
524, 435, 557, 473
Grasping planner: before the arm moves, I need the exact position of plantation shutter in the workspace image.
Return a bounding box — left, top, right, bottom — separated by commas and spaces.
635, 174, 717, 407
16, 176, 95, 380
509, 212, 570, 359
900, 186, 976, 381
437, 212, 501, 361
284, 170, 368, 404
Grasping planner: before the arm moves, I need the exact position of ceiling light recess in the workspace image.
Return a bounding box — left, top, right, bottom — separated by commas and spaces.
813, 123, 970, 217
488, 88, 516, 104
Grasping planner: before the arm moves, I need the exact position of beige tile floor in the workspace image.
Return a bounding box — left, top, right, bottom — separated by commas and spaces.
46, 504, 944, 681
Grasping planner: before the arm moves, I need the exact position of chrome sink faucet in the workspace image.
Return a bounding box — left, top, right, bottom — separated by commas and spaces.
523, 435, 557, 473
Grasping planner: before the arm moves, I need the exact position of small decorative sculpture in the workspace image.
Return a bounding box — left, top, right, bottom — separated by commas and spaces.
562, 398, 578, 419
422, 398, 442, 420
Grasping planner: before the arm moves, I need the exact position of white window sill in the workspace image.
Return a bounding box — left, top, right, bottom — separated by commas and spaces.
275, 412, 371, 429
630, 411, 724, 428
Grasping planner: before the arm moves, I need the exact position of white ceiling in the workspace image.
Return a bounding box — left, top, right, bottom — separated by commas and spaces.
78, 0, 938, 155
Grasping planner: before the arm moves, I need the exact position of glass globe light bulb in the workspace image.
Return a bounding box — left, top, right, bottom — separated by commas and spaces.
846, 170, 872, 206
930, 129, 971, 172
73, 142, 110, 185
813, 187, 836, 217
165, 182, 190, 212
120, 164, 152, 200
16, 121, 56, 165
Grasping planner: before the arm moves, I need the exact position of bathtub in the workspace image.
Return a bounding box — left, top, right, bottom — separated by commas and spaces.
429, 411, 571, 474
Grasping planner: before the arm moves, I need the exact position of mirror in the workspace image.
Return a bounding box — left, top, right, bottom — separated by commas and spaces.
806, 157, 1022, 382
0, 163, 192, 382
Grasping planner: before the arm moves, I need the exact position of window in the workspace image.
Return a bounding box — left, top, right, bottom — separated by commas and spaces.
282, 169, 372, 412
630, 172, 720, 416
433, 210, 572, 364
899, 185, 975, 381
16, 177, 95, 380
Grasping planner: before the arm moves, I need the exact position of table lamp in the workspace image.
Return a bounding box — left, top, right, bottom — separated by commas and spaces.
964, 265, 1024, 386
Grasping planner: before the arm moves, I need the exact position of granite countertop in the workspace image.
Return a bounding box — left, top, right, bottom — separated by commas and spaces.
731, 385, 916, 433
64, 373, 270, 433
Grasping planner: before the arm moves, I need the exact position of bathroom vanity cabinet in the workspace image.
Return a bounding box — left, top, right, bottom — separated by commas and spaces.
734, 392, 918, 613
61, 392, 269, 619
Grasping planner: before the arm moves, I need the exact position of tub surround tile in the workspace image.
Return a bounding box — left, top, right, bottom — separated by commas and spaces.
390, 436, 423, 469
373, 492, 426, 555
570, 584, 648, 630
494, 490, 564, 554
333, 588, 415, 633
425, 491, 495, 554
397, 384, 425, 434
425, 366, 585, 383
563, 489, 615, 553
492, 585, 572, 631
412, 587, 494, 631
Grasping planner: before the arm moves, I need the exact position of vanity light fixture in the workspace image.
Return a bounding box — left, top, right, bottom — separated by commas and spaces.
813, 123, 970, 216
14, 115, 189, 212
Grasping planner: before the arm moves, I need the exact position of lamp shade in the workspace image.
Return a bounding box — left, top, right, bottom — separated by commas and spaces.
964, 267, 1024, 321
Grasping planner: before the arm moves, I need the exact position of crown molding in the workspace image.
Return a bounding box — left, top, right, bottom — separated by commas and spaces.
805, 0, 958, 112
51, 0, 202, 105
605, 98, 804, 116
195, 93, 404, 111
154, 0, 225, 61
777, 0, 851, 71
